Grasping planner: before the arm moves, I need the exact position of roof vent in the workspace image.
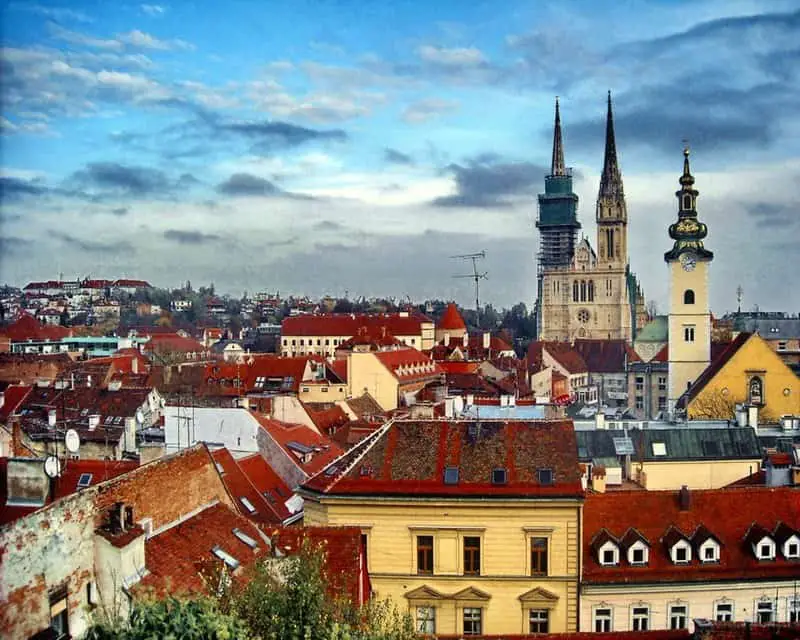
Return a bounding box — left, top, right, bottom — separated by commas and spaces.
443, 466, 459, 485
491, 468, 507, 485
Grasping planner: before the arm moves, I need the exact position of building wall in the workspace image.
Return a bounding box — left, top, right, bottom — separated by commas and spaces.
581, 581, 800, 631
347, 353, 398, 411
270, 396, 317, 432
256, 427, 306, 489
668, 260, 711, 409
688, 335, 800, 422
304, 497, 581, 635
0, 490, 97, 639
634, 459, 761, 490
282, 332, 425, 358
164, 405, 260, 456
298, 381, 348, 403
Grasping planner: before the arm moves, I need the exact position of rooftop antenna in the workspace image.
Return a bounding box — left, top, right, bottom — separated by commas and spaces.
736, 285, 743, 315
451, 251, 488, 327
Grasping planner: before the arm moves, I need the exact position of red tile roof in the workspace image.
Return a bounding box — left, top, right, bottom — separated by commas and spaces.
572, 339, 640, 373
701, 622, 800, 640
236, 453, 296, 522
137, 502, 266, 595
304, 403, 351, 435
0, 457, 138, 526
211, 448, 285, 524
373, 348, 442, 381
282, 313, 429, 338
255, 416, 344, 477
303, 419, 582, 498
0, 313, 71, 341
438, 303, 467, 331
437, 361, 481, 374
329, 359, 347, 383
543, 342, 588, 374
583, 486, 800, 585
112, 279, 152, 288
0, 384, 32, 422
146, 333, 206, 354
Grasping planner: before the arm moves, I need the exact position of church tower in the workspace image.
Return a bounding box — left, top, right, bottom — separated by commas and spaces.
596, 92, 627, 268
535, 98, 581, 337
665, 147, 714, 412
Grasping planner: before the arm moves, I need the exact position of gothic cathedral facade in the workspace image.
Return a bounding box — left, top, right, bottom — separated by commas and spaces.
535, 94, 647, 342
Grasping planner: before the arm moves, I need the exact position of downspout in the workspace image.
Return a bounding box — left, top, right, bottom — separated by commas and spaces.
576, 501, 582, 632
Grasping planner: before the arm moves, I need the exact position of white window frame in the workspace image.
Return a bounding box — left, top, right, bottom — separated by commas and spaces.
755, 538, 776, 560
783, 535, 800, 559
528, 608, 549, 634
593, 606, 613, 632
699, 539, 720, 563
714, 600, 734, 622
628, 540, 649, 565
756, 599, 775, 623
670, 540, 692, 564
631, 605, 650, 631
668, 603, 688, 630
788, 595, 800, 623
462, 607, 482, 636
683, 325, 695, 342
416, 606, 435, 634
598, 540, 619, 566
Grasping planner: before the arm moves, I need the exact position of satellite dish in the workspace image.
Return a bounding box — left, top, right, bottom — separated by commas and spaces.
44, 455, 61, 479
65, 429, 81, 453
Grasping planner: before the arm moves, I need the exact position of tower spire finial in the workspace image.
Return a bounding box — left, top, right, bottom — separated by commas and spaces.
550, 97, 566, 177
599, 90, 622, 197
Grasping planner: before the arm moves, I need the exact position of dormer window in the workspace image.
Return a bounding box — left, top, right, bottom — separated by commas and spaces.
599, 541, 620, 566
670, 540, 692, 564
628, 542, 649, 565
757, 541, 776, 560
700, 540, 720, 563
784, 537, 800, 559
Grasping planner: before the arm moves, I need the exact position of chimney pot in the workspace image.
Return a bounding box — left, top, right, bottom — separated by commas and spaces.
679, 485, 691, 510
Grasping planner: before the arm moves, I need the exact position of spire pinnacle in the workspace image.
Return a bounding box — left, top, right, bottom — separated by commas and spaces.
550, 97, 566, 177
599, 90, 623, 198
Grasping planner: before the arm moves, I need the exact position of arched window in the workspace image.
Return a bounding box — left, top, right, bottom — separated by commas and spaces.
749, 377, 764, 405
682, 194, 692, 210
573, 281, 579, 302
683, 289, 695, 305
580, 280, 587, 302
588, 281, 595, 302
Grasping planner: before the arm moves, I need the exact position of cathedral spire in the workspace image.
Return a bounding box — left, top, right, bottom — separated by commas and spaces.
550, 97, 566, 177
599, 91, 623, 198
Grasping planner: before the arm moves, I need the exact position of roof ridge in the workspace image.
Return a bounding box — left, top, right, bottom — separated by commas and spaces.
324, 418, 396, 493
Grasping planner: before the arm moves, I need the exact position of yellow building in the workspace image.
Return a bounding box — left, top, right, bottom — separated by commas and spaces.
300, 418, 584, 635
682, 332, 800, 423
581, 487, 800, 631
665, 148, 715, 413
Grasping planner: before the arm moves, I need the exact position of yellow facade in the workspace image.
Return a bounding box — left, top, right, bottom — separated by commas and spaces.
633, 459, 761, 490
304, 497, 581, 635
668, 259, 711, 409
346, 352, 399, 411
298, 381, 348, 403
688, 333, 800, 422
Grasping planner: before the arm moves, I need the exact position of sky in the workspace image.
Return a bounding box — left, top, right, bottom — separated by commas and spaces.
1, 0, 799, 314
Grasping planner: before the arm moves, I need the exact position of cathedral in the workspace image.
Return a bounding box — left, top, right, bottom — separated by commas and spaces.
534, 93, 647, 342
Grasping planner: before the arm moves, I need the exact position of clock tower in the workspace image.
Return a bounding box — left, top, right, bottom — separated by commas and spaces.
665, 147, 714, 413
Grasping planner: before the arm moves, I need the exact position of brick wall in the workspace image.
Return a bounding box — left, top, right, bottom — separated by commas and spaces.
94, 444, 234, 530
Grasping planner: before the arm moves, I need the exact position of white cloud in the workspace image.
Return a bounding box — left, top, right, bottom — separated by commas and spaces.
417, 45, 486, 67
402, 98, 459, 123
141, 4, 167, 16
117, 30, 194, 51
48, 24, 123, 51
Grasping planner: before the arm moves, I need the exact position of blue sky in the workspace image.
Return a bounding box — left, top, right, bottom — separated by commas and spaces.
1, 0, 799, 314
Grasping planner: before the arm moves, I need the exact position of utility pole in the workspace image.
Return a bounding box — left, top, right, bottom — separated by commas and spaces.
451, 251, 488, 327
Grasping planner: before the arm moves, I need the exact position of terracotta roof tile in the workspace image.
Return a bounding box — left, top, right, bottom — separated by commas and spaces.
254, 415, 344, 476
282, 313, 429, 337
438, 303, 467, 331
211, 448, 284, 525
572, 339, 640, 372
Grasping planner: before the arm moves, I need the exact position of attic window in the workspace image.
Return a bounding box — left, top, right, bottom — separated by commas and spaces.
77, 473, 93, 488
239, 497, 257, 514
537, 469, 554, 485
444, 466, 459, 485
757, 541, 776, 560
105, 416, 114, 425
212, 546, 240, 570
652, 442, 667, 456
232, 528, 258, 549
491, 468, 507, 485
255, 376, 265, 388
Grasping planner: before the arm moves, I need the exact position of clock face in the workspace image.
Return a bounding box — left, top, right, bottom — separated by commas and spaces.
680, 253, 697, 272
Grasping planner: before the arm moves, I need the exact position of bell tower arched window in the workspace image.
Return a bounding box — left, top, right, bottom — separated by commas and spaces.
580, 281, 587, 302
682, 194, 692, 210
573, 281, 579, 302
588, 281, 595, 302
684, 289, 695, 304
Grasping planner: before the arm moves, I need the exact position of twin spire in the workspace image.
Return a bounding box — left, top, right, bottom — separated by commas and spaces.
549, 91, 624, 197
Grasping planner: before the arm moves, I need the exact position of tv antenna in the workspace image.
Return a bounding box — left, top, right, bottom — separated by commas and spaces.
451, 251, 488, 324
736, 284, 743, 314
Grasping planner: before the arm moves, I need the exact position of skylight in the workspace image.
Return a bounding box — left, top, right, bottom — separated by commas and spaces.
443, 466, 459, 485
240, 497, 256, 514
537, 468, 554, 485
232, 528, 258, 549
77, 473, 93, 488
491, 468, 507, 485
652, 442, 667, 456
212, 546, 240, 569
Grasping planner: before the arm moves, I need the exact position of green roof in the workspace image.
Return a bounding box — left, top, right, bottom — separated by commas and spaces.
636, 315, 668, 342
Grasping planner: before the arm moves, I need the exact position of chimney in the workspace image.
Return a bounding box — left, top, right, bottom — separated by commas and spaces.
592, 466, 607, 493
748, 405, 759, 430
131, 356, 138, 375
48, 409, 57, 428
482, 331, 490, 350
679, 485, 691, 510
88, 414, 100, 430
444, 333, 450, 347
